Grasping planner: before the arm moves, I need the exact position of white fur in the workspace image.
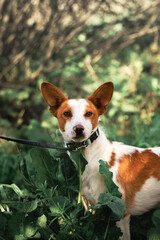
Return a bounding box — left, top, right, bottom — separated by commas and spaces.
130, 176, 160, 215
59, 101, 160, 240
116, 214, 131, 240
83, 128, 140, 204
149, 147, 160, 156
61, 99, 96, 143
83, 129, 160, 240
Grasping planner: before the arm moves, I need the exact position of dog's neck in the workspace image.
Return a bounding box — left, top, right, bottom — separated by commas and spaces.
84, 127, 112, 163
65, 127, 113, 166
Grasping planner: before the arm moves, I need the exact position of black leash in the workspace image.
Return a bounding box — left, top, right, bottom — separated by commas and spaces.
0, 135, 74, 151
0, 128, 99, 152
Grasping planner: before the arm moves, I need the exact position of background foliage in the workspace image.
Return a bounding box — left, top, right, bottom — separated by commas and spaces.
0, 0, 160, 239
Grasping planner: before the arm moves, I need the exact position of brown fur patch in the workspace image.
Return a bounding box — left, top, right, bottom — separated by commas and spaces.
41, 82, 67, 117
87, 82, 114, 116
109, 151, 116, 168
117, 149, 160, 208
85, 100, 99, 130
56, 100, 72, 132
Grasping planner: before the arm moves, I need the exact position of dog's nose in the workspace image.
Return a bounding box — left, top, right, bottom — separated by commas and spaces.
73, 124, 84, 136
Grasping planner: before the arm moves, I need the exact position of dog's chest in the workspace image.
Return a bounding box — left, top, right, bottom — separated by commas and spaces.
81, 131, 113, 204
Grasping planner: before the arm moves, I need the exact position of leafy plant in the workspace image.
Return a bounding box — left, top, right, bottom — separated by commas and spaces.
0, 144, 126, 240
147, 210, 160, 240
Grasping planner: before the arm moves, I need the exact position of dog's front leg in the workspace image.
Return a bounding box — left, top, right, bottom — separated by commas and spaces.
81, 164, 106, 206
116, 213, 131, 240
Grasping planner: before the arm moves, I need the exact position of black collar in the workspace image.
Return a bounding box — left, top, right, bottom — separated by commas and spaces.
66, 128, 99, 151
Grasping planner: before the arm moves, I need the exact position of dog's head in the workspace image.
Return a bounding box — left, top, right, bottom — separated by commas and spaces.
41, 82, 113, 143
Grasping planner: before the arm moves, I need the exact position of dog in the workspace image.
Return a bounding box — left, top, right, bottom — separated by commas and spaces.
41, 81, 160, 240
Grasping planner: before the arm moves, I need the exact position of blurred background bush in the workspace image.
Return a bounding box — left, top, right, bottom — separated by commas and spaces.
0, 0, 160, 183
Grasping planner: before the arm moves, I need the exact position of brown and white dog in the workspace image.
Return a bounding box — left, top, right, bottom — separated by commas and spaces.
41, 81, 160, 240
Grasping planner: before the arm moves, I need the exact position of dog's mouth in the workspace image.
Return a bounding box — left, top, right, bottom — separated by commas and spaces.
72, 133, 87, 142
72, 136, 85, 142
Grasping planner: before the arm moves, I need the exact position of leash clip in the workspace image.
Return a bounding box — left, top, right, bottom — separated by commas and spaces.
73, 144, 88, 151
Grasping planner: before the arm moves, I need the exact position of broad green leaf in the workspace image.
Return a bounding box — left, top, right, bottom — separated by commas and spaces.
97, 192, 125, 220
24, 224, 38, 238
99, 160, 121, 197
19, 157, 36, 192
69, 151, 87, 172
19, 157, 32, 184
30, 148, 55, 186
37, 214, 47, 228
69, 151, 80, 169
0, 184, 22, 197
147, 227, 160, 240
5, 199, 38, 213
152, 209, 160, 228
80, 152, 88, 172
10, 184, 22, 196
57, 160, 65, 183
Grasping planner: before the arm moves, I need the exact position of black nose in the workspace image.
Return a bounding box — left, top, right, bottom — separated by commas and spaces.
73, 124, 84, 136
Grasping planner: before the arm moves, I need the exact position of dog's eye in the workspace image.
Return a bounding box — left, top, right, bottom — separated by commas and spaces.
85, 112, 93, 117
63, 112, 72, 117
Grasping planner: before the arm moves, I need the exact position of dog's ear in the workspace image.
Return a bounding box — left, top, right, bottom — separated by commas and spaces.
87, 82, 114, 115
41, 82, 68, 117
